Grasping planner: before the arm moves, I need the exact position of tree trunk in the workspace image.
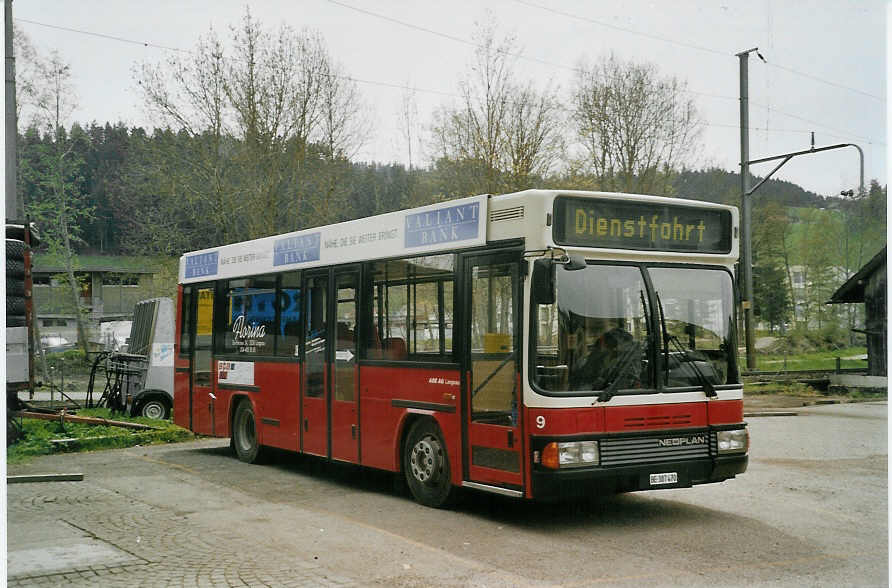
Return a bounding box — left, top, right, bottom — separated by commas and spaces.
60, 211, 90, 357
29, 297, 52, 386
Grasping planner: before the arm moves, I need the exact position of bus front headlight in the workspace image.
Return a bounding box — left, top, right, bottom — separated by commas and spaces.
542, 440, 599, 469
716, 429, 748, 454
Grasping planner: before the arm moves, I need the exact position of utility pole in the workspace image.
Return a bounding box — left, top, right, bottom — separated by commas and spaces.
5, 0, 21, 220
737, 47, 863, 371
738, 48, 758, 370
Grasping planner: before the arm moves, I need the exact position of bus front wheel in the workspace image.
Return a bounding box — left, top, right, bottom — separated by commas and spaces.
404, 419, 455, 508
232, 400, 265, 464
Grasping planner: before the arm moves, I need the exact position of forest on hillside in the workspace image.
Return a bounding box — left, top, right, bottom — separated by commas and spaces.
13, 12, 886, 339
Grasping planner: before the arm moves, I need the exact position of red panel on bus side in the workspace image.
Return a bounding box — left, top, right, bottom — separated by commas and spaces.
359, 365, 461, 476
604, 402, 707, 432
525, 407, 606, 436
707, 399, 744, 425
255, 361, 301, 450
173, 370, 189, 429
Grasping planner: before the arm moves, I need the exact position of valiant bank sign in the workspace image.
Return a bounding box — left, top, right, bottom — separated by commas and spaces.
179, 195, 488, 283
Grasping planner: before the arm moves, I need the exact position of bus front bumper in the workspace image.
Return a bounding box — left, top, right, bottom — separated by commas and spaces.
530, 454, 748, 501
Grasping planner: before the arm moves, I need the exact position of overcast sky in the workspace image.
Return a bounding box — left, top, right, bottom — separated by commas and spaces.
12, 0, 888, 197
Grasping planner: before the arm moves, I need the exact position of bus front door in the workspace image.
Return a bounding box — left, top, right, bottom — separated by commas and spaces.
463, 253, 524, 491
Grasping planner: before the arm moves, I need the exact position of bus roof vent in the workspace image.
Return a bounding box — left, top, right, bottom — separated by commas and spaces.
489, 206, 525, 223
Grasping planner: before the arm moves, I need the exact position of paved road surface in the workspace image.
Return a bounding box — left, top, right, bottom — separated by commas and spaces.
7, 402, 887, 586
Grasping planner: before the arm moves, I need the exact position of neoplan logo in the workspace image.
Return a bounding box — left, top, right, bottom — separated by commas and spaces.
658, 435, 707, 447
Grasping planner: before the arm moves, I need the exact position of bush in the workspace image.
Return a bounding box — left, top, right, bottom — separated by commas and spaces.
44, 348, 92, 378
771, 324, 850, 354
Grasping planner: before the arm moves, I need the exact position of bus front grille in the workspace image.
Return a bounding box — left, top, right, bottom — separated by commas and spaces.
600, 432, 711, 466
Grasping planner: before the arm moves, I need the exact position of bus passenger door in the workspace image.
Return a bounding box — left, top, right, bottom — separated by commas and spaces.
462, 253, 523, 490
331, 268, 359, 463
302, 272, 329, 456
191, 286, 216, 436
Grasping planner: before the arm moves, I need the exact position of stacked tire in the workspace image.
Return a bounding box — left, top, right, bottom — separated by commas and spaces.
6, 238, 28, 328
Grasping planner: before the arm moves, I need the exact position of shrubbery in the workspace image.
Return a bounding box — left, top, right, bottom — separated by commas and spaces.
767, 324, 851, 354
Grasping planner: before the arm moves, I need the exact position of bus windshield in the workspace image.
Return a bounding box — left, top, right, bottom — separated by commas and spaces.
649, 267, 737, 388
533, 263, 737, 395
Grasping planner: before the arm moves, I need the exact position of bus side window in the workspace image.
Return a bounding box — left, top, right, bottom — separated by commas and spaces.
277, 271, 302, 357
179, 286, 193, 357
366, 254, 455, 362
193, 287, 215, 387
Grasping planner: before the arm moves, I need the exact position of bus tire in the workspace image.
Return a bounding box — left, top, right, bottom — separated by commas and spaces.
403, 419, 456, 508
232, 399, 265, 464
6, 259, 25, 279
6, 277, 25, 296
6, 239, 27, 261
7, 296, 25, 316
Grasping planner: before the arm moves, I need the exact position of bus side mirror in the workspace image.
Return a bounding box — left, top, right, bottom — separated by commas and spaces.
532, 258, 555, 305
564, 254, 587, 271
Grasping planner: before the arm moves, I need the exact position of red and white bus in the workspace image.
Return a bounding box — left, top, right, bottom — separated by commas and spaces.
174, 189, 748, 507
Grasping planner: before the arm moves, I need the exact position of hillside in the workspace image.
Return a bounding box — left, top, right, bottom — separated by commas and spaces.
672, 167, 828, 208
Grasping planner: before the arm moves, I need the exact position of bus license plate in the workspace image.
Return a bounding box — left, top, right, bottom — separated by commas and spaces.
650, 472, 678, 486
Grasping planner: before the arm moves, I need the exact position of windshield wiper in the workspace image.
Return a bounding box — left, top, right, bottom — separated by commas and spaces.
597, 340, 642, 402
655, 292, 717, 398
597, 290, 650, 402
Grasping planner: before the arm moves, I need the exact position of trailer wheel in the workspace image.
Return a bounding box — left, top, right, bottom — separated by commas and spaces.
403, 419, 456, 508
232, 399, 265, 464
138, 397, 170, 420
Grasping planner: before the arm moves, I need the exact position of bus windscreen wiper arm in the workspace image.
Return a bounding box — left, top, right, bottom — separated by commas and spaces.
655, 292, 717, 398
597, 340, 642, 402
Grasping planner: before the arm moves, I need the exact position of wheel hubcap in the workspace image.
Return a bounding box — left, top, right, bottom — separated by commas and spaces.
143, 402, 164, 419
410, 435, 443, 484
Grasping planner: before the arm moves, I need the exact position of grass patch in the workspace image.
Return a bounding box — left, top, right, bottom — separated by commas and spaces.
8, 408, 196, 464
744, 381, 822, 396
752, 346, 867, 371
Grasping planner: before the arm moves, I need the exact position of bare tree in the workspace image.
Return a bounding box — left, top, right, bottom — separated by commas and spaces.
430, 23, 563, 195
572, 54, 700, 195
135, 10, 368, 242
397, 84, 420, 172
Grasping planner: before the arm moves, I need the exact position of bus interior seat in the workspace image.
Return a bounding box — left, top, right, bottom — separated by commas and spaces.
336, 321, 355, 347
366, 324, 384, 359
382, 337, 407, 360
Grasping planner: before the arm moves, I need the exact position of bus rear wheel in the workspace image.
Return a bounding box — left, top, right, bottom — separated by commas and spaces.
232, 400, 265, 464
404, 419, 455, 508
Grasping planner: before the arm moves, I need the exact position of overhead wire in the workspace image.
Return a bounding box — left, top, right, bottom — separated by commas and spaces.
325, 1, 882, 145
512, 0, 883, 103
15, 14, 883, 146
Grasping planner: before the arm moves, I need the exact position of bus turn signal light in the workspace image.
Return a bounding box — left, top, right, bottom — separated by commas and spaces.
541, 442, 560, 469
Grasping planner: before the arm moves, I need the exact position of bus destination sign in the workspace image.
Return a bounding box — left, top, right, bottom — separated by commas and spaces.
553, 196, 732, 254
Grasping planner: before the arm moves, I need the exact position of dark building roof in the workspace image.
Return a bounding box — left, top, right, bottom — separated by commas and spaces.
828, 246, 886, 304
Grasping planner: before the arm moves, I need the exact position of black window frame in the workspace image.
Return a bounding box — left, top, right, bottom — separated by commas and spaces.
528, 259, 740, 398
362, 253, 457, 364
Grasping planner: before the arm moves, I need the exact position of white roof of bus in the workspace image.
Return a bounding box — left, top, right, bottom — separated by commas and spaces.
178, 190, 738, 283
